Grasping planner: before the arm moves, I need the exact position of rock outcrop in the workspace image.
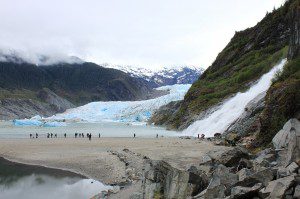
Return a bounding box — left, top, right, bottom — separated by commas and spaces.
142, 160, 190, 199
128, 119, 300, 199
272, 118, 300, 166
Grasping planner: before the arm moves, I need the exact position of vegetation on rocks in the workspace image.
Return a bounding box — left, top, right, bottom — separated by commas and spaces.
258, 58, 300, 146
151, 1, 300, 149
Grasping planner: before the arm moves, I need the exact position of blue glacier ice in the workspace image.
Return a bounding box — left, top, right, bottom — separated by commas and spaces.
13, 119, 43, 126
47, 84, 191, 123
43, 121, 67, 127
12, 84, 191, 126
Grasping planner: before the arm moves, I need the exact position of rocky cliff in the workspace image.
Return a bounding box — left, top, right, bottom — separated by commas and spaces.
127, 119, 300, 199
151, 0, 300, 146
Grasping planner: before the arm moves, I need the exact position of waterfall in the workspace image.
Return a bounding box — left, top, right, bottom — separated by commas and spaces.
183, 59, 287, 137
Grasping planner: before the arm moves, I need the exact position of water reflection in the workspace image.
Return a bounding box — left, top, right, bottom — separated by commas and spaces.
0, 158, 112, 199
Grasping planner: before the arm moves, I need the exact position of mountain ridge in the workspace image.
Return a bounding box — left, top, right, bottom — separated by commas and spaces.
0, 60, 165, 120
103, 64, 204, 87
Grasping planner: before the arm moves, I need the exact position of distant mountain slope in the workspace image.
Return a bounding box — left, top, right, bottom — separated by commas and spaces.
0, 60, 163, 120
152, 0, 300, 145
103, 64, 204, 87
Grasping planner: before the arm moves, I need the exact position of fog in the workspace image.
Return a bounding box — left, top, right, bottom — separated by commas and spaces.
0, 0, 284, 69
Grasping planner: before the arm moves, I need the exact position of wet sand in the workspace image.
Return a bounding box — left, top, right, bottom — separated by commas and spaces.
0, 138, 229, 185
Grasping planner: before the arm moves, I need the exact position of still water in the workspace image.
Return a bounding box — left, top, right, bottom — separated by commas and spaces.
0, 121, 178, 139
0, 158, 112, 199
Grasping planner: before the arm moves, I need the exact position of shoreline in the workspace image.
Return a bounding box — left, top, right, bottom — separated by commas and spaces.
0, 138, 230, 184
0, 156, 86, 179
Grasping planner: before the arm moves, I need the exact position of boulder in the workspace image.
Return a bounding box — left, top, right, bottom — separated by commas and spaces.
212, 165, 238, 188
272, 118, 300, 166
231, 183, 262, 199
188, 166, 210, 196
237, 168, 253, 181
143, 160, 190, 199
235, 168, 274, 187
253, 149, 276, 168
259, 174, 295, 198
294, 185, 300, 198
286, 125, 300, 166
194, 184, 226, 199
277, 162, 299, 178
209, 146, 250, 167
272, 119, 299, 149
237, 158, 253, 170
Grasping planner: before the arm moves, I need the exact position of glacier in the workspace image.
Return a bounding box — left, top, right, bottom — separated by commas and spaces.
13, 119, 67, 127
183, 59, 287, 137
47, 84, 191, 123
14, 84, 191, 126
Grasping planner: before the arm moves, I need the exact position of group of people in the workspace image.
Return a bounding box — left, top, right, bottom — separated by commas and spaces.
47, 133, 58, 138
29, 133, 38, 139
74, 133, 95, 140
29, 133, 160, 139
197, 134, 205, 139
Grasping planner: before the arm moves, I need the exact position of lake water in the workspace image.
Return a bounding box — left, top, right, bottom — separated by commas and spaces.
0, 121, 178, 198
0, 158, 113, 199
0, 121, 178, 139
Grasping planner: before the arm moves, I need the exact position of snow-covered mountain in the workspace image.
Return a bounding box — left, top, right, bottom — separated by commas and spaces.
103, 64, 204, 87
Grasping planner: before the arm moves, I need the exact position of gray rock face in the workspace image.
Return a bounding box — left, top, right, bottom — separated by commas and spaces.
0, 98, 73, 120
272, 119, 300, 149
37, 88, 75, 112
277, 162, 299, 178
143, 160, 190, 199
259, 174, 296, 198
294, 185, 300, 199
231, 183, 262, 199
237, 168, 253, 181
208, 146, 250, 167
235, 168, 274, 187
272, 118, 300, 166
211, 165, 238, 188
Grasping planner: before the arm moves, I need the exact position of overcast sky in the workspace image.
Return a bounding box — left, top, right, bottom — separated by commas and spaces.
0, 0, 284, 69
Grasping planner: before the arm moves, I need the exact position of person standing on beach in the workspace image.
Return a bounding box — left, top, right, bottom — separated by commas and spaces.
156, 134, 158, 138
51, 133, 53, 138
89, 134, 91, 141
55, 134, 57, 138
98, 133, 101, 138
134, 133, 136, 138
30, 134, 32, 139
64, 133, 66, 138
36, 133, 38, 139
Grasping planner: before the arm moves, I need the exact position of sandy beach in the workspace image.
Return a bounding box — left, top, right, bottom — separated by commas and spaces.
0, 137, 229, 185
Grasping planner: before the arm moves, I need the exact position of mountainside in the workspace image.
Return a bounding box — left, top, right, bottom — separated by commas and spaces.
0, 60, 162, 120
103, 64, 204, 87
152, 0, 300, 145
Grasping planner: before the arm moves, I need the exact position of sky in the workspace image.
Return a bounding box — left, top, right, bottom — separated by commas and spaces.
0, 0, 284, 69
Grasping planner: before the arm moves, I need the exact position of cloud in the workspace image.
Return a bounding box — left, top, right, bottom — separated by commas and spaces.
0, 0, 284, 69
